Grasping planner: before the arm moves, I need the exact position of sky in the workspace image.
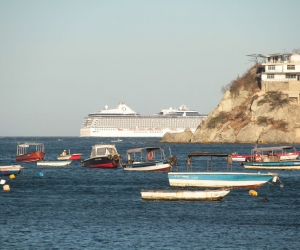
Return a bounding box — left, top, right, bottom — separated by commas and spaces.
1, 0, 300, 136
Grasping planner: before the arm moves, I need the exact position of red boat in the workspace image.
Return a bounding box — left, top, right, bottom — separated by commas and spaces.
231, 153, 252, 162
57, 149, 82, 160
16, 142, 45, 162
232, 145, 300, 162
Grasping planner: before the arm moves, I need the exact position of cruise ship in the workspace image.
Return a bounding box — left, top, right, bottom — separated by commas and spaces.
80, 103, 207, 137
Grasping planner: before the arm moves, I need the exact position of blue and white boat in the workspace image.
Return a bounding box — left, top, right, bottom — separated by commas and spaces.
168, 152, 279, 189
0, 165, 23, 176
243, 161, 300, 170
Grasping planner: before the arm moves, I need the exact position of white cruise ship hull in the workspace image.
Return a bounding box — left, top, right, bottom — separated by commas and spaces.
79, 102, 206, 138
80, 128, 196, 137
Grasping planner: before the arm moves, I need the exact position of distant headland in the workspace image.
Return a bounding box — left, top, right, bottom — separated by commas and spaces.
162, 51, 300, 143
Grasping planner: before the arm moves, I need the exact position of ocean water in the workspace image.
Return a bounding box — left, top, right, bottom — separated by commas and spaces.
1, 137, 300, 249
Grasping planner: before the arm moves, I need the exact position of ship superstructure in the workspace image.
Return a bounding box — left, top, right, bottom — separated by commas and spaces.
80, 103, 207, 137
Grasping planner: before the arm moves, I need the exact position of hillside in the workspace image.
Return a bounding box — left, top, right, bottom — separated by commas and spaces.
162, 65, 300, 143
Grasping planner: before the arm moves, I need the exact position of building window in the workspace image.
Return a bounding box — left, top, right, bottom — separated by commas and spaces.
268, 65, 275, 70
267, 74, 274, 79
287, 65, 295, 70
286, 74, 296, 79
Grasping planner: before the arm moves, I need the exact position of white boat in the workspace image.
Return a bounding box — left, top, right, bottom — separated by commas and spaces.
111, 139, 122, 142
140, 189, 230, 201
120, 147, 177, 172
80, 102, 207, 137
37, 161, 71, 167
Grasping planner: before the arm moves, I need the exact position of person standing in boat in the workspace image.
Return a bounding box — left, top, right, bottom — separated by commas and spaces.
60, 150, 66, 157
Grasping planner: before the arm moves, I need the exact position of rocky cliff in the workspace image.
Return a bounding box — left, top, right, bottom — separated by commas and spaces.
161, 65, 300, 143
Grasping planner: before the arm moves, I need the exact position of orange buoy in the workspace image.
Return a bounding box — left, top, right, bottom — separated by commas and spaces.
3, 184, 10, 192
249, 190, 258, 196
147, 151, 154, 160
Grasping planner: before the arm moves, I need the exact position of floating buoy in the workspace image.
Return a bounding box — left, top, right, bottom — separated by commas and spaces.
0, 179, 6, 185
9, 174, 16, 179
39, 172, 44, 177
3, 184, 10, 191
249, 190, 258, 196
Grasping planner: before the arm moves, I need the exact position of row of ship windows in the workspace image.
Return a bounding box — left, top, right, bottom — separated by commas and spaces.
92, 130, 163, 133
91, 120, 200, 125
86, 123, 200, 127
91, 128, 178, 130
268, 65, 296, 70
93, 124, 198, 127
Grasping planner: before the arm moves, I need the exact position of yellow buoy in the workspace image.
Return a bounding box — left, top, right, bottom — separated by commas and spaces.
9, 174, 16, 179
3, 184, 10, 191
249, 190, 258, 196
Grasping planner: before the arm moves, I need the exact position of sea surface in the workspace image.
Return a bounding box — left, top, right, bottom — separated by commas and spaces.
1, 137, 300, 249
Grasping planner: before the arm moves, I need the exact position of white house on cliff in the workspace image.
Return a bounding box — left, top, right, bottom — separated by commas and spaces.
260, 53, 300, 103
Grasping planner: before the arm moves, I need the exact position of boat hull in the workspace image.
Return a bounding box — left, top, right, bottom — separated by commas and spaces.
0, 165, 23, 176
57, 154, 82, 161
168, 172, 275, 189
122, 162, 171, 172
16, 151, 45, 162
80, 128, 198, 138
231, 155, 251, 162
37, 161, 72, 167
81, 157, 119, 168
141, 189, 230, 201
243, 161, 300, 170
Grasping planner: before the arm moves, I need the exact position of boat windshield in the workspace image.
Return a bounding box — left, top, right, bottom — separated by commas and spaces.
107, 148, 117, 154
91, 146, 117, 157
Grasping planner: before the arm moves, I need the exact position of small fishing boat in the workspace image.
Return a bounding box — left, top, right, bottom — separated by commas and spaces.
0, 165, 24, 176
81, 144, 121, 168
111, 138, 122, 142
16, 142, 45, 162
37, 161, 71, 167
57, 149, 82, 160
120, 147, 177, 172
140, 189, 230, 201
243, 161, 300, 170
168, 151, 279, 189
232, 145, 300, 162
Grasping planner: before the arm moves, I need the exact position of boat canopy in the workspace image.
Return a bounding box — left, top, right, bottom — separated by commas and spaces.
16, 142, 44, 156
251, 146, 296, 154
186, 151, 232, 170
126, 147, 162, 154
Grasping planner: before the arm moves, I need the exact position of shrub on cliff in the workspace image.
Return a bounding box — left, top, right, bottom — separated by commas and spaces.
221, 65, 260, 96
257, 91, 290, 110
207, 112, 230, 129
